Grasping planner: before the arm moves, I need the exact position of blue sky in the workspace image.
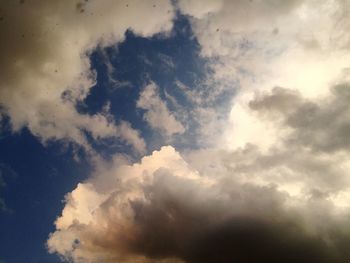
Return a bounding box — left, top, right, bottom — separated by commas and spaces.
0, 129, 88, 263
1, 1, 350, 263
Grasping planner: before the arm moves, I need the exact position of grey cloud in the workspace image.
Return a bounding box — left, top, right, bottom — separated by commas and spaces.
249, 84, 350, 154
222, 144, 350, 193
249, 87, 304, 116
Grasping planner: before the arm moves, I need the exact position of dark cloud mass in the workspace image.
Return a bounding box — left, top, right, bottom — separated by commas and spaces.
48, 146, 350, 262
127, 176, 348, 263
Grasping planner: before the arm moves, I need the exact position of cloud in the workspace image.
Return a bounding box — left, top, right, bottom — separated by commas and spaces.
117, 120, 147, 154
177, 0, 350, 58
177, 0, 223, 19
99, 48, 134, 90
176, 0, 350, 100
137, 83, 185, 137
48, 146, 350, 263
0, 0, 175, 152
176, 0, 350, 152
46, 1, 350, 262
250, 84, 350, 154
48, 79, 350, 263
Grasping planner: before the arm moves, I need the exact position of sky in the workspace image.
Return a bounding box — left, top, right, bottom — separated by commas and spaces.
1, 0, 350, 262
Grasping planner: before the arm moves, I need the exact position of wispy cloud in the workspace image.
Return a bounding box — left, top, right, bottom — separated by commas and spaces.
137, 83, 185, 137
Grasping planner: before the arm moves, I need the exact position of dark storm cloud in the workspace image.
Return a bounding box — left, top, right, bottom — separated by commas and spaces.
127, 172, 347, 263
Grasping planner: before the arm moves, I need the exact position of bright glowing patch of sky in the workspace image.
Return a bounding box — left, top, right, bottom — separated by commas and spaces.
1, 0, 350, 262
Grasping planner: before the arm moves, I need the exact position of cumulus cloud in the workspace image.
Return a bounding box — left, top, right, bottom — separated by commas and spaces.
48, 146, 350, 263
137, 83, 185, 137
0, 0, 175, 152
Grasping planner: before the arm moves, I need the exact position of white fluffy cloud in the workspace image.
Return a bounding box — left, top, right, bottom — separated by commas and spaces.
137, 83, 185, 137
0, 0, 175, 152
